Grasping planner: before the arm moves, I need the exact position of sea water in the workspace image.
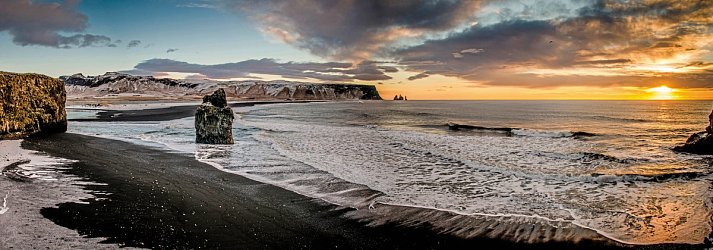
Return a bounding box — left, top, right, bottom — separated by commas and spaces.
68, 100, 713, 244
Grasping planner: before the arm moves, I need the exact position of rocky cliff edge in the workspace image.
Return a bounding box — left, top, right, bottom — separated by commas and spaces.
1, 72, 67, 139
61, 72, 382, 100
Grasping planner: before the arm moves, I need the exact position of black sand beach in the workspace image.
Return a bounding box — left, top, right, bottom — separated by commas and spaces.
19, 132, 647, 249
69, 100, 319, 122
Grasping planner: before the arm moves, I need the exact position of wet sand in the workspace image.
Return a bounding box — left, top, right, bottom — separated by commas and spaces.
18, 133, 643, 249
0, 140, 112, 249
69, 100, 319, 122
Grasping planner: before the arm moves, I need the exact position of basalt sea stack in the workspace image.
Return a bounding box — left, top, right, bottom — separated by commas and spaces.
673, 109, 713, 154
0, 72, 67, 139
195, 89, 234, 144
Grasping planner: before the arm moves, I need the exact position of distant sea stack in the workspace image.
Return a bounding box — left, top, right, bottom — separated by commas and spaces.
674, 109, 713, 154
0, 72, 67, 139
195, 89, 234, 144
61, 72, 382, 100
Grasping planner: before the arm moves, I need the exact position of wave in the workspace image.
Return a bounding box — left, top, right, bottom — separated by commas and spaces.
446, 123, 513, 132
347, 200, 626, 245
585, 171, 705, 184
587, 115, 652, 123
531, 152, 643, 165
444, 123, 596, 138
577, 152, 635, 164
511, 129, 596, 138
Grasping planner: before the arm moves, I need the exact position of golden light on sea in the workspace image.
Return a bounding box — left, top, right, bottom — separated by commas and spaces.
646, 85, 677, 100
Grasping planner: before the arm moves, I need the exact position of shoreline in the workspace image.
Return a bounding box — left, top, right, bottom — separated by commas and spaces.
18, 132, 641, 249
3, 101, 706, 248
67, 100, 324, 122
55, 102, 706, 248
0, 140, 111, 248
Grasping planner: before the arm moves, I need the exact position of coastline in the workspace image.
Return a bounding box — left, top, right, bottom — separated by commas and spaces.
2, 102, 707, 249
20, 132, 636, 249
67, 100, 323, 122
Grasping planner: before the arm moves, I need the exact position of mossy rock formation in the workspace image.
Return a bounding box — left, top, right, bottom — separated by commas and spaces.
195, 89, 234, 144
0, 72, 67, 139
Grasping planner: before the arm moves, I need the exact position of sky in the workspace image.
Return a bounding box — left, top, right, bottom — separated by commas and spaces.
1, 0, 712, 100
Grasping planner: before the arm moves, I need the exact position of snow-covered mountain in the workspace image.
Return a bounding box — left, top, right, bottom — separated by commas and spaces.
60, 72, 382, 100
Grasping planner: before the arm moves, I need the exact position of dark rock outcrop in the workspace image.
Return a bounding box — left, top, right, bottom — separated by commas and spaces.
393, 94, 407, 101
202, 88, 228, 107
674, 109, 713, 154
195, 89, 233, 144
318, 84, 381, 100
58, 73, 92, 86
707, 111, 713, 134
0, 72, 67, 139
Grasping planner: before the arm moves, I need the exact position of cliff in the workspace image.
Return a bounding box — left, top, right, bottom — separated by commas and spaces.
61, 72, 382, 100
0, 72, 67, 139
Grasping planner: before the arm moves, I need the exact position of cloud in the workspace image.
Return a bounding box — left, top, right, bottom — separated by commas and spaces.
452, 48, 484, 58
123, 58, 396, 82
3, 0, 707, 91
573, 59, 632, 65
185, 74, 209, 80
392, 0, 713, 88
407, 72, 430, 81
177, 1, 215, 8
206, 0, 711, 89
225, 0, 484, 60
466, 71, 713, 89
460, 48, 484, 54
396, 20, 561, 72
127, 40, 142, 48
0, 0, 116, 48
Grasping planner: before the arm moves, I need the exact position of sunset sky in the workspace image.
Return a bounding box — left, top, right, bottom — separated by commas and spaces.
1, 0, 712, 100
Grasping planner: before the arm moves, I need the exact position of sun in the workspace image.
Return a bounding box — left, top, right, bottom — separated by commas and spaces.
646, 85, 677, 100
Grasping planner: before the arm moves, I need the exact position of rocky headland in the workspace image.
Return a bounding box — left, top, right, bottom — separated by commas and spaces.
0, 72, 67, 139
61, 72, 382, 100
673, 109, 713, 154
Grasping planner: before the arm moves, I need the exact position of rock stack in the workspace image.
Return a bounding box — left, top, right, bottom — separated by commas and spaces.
673, 109, 713, 154
195, 89, 234, 144
0, 72, 67, 139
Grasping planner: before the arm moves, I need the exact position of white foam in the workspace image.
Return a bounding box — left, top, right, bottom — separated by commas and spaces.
1, 140, 79, 182
511, 128, 576, 138
0, 192, 9, 215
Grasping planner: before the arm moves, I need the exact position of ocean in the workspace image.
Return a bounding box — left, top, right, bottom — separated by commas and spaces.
69, 100, 713, 245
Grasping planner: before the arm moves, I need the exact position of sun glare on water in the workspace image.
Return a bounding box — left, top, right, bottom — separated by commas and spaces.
646, 85, 677, 100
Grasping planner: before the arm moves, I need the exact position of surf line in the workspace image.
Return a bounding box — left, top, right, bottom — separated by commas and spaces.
0, 191, 9, 215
